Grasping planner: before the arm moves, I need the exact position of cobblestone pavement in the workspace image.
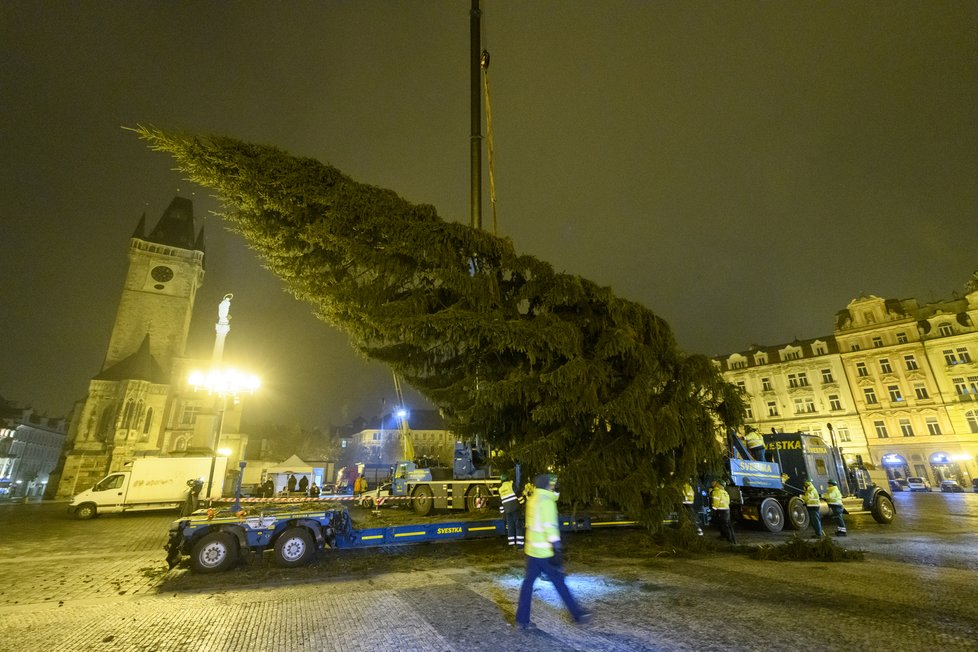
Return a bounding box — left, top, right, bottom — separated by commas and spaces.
0, 495, 976, 652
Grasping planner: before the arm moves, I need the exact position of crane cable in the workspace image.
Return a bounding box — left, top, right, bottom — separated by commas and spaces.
481, 48, 498, 237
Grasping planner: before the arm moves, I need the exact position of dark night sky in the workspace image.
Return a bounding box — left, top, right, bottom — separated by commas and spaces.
2, 2, 976, 429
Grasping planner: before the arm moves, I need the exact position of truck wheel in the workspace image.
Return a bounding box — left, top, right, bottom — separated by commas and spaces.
75, 503, 97, 520
466, 485, 491, 514
758, 498, 785, 532
871, 494, 895, 524
787, 497, 809, 530
412, 485, 433, 516
274, 527, 314, 567
361, 496, 375, 509
190, 532, 237, 573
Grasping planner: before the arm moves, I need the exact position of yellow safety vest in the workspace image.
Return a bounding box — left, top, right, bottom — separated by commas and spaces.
682, 483, 695, 505
710, 485, 730, 510
803, 483, 821, 507
524, 488, 559, 558
823, 485, 843, 505
745, 431, 764, 449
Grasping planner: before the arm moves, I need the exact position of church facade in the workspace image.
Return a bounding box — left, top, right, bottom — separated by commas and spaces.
55, 197, 249, 498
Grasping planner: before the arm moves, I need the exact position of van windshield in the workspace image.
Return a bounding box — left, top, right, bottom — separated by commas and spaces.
94, 474, 125, 492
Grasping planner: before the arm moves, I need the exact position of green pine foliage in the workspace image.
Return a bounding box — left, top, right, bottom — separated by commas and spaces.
136, 127, 745, 530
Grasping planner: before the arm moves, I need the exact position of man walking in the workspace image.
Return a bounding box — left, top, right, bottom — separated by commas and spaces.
823, 479, 847, 536
803, 479, 824, 537
498, 472, 525, 549
515, 473, 590, 630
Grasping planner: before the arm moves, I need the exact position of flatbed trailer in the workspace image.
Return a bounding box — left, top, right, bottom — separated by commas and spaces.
165, 502, 636, 573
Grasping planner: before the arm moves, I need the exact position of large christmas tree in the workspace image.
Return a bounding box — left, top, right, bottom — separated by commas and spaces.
138, 127, 742, 527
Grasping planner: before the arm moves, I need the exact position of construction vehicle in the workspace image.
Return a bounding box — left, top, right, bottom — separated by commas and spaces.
70, 456, 228, 520
720, 429, 895, 532
164, 503, 636, 573
360, 441, 501, 516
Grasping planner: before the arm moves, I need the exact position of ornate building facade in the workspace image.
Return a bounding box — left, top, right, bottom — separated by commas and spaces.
55, 198, 249, 498
715, 272, 978, 488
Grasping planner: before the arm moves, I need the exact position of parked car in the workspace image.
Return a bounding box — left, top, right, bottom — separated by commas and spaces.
888, 478, 910, 492
972, 478, 978, 493
940, 479, 965, 493
906, 477, 931, 492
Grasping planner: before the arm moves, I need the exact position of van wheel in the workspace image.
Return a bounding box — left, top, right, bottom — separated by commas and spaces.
758, 498, 785, 532
871, 494, 895, 524
274, 528, 314, 567
412, 485, 433, 516
75, 503, 98, 520
191, 532, 237, 573
787, 497, 809, 530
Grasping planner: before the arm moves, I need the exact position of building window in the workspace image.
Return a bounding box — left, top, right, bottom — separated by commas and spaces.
732, 361, 747, 370
829, 395, 842, 411
969, 376, 978, 395
944, 349, 958, 365
966, 410, 978, 434
180, 405, 200, 426
755, 354, 768, 365
938, 322, 953, 336
874, 421, 889, 438
856, 362, 869, 377
787, 372, 809, 388
784, 351, 801, 361
888, 385, 903, 402
899, 419, 914, 437
851, 344, 861, 352
761, 377, 773, 391
836, 425, 852, 443
925, 417, 941, 435
736, 380, 747, 393
897, 332, 909, 344
879, 359, 892, 374
794, 398, 815, 414
904, 354, 918, 370
957, 347, 973, 363
767, 401, 779, 417
863, 388, 878, 404
744, 405, 754, 420
953, 378, 970, 396
813, 343, 827, 355
821, 369, 834, 384
872, 336, 884, 348
914, 384, 929, 400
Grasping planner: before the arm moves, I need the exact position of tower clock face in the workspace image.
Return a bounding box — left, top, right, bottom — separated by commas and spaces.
151, 266, 174, 283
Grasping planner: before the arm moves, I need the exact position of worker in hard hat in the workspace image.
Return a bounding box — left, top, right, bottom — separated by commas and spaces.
710, 478, 736, 544
803, 478, 824, 538
498, 472, 525, 550
514, 473, 591, 630
823, 479, 847, 537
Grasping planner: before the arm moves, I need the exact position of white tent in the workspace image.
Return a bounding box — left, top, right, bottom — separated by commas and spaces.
264, 454, 317, 493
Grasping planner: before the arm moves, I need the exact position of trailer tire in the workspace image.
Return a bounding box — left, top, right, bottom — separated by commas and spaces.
787, 497, 809, 530
274, 527, 314, 568
871, 494, 895, 524
466, 485, 491, 514
190, 532, 237, 573
412, 485, 433, 516
74, 503, 97, 520
758, 498, 785, 532
361, 496, 375, 510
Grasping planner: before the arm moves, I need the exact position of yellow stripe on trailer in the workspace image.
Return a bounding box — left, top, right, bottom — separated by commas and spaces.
591, 520, 639, 527
393, 531, 426, 538
360, 534, 384, 541
468, 525, 498, 532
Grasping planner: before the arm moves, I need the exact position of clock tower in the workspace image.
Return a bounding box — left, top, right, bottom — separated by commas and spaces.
103, 196, 205, 376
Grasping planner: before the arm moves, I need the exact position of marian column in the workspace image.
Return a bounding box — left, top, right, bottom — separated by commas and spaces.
212, 293, 233, 364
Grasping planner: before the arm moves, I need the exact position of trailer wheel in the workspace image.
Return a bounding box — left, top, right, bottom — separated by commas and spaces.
787, 497, 809, 530
412, 485, 433, 516
190, 532, 237, 573
871, 494, 895, 524
758, 498, 785, 532
466, 485, 491, 514
361, 496, 375, 509
74, 503, 98, 520
274, 527, 314, 567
